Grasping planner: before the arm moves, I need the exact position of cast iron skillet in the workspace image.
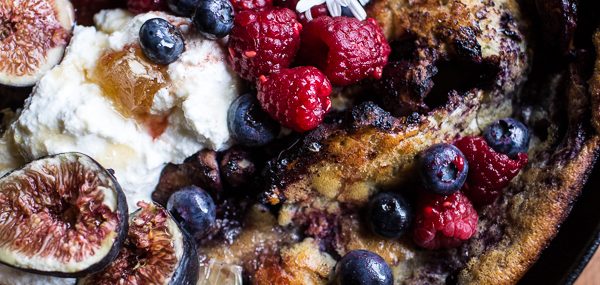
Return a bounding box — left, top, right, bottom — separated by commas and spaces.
519, 0, 600, 283
519, 162, 600, 284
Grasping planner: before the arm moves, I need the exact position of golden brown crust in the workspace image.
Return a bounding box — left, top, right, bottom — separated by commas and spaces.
459, 33, 600, 283
459, 137, 599, 284
195, 2, 600, 285
253, 239, 336, 285
252, 0, 535, 284
370, 0, 520, 48
268, 0, 529, 208
256, 2, 598, 285
588, 31, 600, 133
279, 93, 497, 206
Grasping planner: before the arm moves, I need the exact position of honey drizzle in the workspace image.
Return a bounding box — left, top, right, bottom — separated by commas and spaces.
92, 45, 172, 139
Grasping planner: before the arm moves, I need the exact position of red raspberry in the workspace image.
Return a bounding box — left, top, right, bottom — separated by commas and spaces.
127, 0, 168, 14
297, 16, 391, 86
413, 192, 478, 250
257, 67, 332, 132
72, 0, 126, 26
228, 8, 302, 81
454, 137, 528, 206
230, 0, 272, 12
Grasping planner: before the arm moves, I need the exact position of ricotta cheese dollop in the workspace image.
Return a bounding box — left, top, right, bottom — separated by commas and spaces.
0, 9, 240, 284
0, 9, 240, 209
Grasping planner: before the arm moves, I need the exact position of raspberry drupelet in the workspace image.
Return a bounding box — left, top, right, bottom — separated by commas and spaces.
257, 66, 332, 132
228, 8, 302, 81
413, 192, 478, 250
297, 16, 391, 86
455, 136, 528, 206
230, 0, 273, 12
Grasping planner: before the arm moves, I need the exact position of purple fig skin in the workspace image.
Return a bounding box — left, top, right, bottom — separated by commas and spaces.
76, 202, 199, 285
166, 207, 200, 285
0, 153, 129, 278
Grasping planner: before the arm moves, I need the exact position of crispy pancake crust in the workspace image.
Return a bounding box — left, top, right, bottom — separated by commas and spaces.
194, 1, 600, 284
250, 1, 599, 285
459, 57, 600, 284
590, 32, 600, 135
265, 0, 528, 207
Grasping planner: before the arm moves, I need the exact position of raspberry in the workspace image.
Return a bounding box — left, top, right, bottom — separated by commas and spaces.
257, 67, 332, 132
413, 192, 478, 250
127, 0, 168, 14
230, 0, 272, 12
297, 16, 391, 86
228, 8, 302, 81
454, 136, 528, 206
71, 0, 126, 26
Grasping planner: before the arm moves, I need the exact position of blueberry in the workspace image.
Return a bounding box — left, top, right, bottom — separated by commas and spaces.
228, 93, 280, 147
418, 143, 468, 195
483, 118, 530, 159
334, 250, 393, 285
167, 186, 216, 240
341, 6, 353, 17
139, 18, 185, 65
167, 0, 201, 16
367, 192, 412, 239
192, 0, 234, 39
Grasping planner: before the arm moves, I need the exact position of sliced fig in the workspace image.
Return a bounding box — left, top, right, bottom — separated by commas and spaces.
78, 202, 200, 285
0, 0, 74, 87
0, 152, 128, 277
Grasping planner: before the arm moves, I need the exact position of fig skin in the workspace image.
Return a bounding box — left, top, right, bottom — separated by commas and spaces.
130, 204, 200, 285
73, 154, 129, 278
77, 202, 200, 285
168, 219, 200, 285
0, 0, 75, 87
0, 152, 129, 278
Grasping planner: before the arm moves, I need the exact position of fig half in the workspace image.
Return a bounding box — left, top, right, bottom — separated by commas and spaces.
78, 202, 200, 285
0, 0, 74, 87
0, 152, 128, 277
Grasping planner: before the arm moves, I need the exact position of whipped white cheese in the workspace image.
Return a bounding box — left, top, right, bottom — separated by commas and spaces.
0, 10, 240, 284
0, 9, 240, 210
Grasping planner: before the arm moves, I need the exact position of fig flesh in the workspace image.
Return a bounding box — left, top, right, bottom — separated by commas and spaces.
78, 202, 200, 285
0, 152, 128, 277
0, 0, 74, 87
